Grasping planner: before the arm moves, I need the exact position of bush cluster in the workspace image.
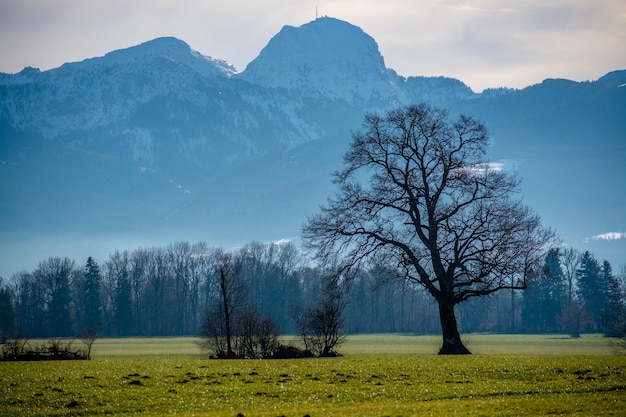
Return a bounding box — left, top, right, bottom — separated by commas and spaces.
1, 335, 88, 361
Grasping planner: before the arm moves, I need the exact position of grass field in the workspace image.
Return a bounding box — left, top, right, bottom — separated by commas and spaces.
1, 334, 624, 416
88, 333, 615, 359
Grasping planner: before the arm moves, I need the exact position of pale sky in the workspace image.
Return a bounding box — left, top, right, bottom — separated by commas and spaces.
0, 0, 625, 92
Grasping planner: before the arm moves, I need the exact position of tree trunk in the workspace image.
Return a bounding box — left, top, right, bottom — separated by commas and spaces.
219, 268, 234, 358
510, 288, 516, 333
437, 298, 470, 354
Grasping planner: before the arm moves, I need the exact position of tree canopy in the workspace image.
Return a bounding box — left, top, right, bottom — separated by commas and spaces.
304, 103, 557, 353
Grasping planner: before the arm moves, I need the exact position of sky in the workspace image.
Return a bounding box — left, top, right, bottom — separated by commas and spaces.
1, 0, 625, 92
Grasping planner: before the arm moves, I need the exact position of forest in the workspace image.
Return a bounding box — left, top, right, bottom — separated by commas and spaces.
0, 240, 624, 341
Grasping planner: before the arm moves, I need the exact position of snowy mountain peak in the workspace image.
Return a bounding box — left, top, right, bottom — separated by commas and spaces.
0, 36, 241, 138
77, 36, 237, 78
0, 37, 236, 86
238, 17, 398, 104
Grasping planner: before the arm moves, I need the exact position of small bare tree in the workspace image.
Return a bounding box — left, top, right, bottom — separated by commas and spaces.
558, 300, 592, 338
200, 303, 281, 359
296, 273, 347, 356
257, 316, 281, 358
199, 304, 229, 358
79, 326, 100, 360
232, 306, 280, 359
561, 248, 580, 306
1, 333, 29, 360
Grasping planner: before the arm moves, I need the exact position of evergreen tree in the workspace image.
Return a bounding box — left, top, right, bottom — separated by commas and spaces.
0, 278, 14, 341
84, 257, 102, 330
601, 260, 625, 337
522, 249, 566, 332
576, 251, 603, 332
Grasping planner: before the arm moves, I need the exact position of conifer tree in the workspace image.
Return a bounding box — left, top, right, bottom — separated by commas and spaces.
84, 257, 102, 330
522, 249, 566, 332
601, 261, 625, 337
0, 278, 14, 341
576, 251, 603, 332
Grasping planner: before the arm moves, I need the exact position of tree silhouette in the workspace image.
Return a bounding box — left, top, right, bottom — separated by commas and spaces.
304, 104, 556, 354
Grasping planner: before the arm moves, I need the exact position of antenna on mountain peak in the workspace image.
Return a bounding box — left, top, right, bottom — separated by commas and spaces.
316, 5, 318, 19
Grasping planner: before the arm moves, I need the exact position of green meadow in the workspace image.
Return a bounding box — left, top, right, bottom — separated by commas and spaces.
1, 334, 624, 416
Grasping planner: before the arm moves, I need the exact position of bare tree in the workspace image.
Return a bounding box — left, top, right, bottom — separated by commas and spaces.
167, 241, 198, 334
233, 306, 263, 358
188, 242, 210, 333
28, 257, 76, 337
561, 247, 580, 306
200, 250, 246, 358
239, 241, 302, 333
558, 300, 592, 338
303, 104, 556, 354
232, 306, 281, 359
104, 250, 132, 336
1, 333, 29, 360
199, 249, 283, 359
79, 326, 100, 359
199, 304, 229, 358
129, 248, 150, 335
295, 271, 347, 356
256, 315, 281, 358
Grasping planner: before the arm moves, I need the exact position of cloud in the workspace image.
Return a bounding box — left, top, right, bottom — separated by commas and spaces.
456, 162, 504, 176
592, 232, 626, 241
452, 4, 517, 13
273, 237, 299, 246
473, 162, 503, 173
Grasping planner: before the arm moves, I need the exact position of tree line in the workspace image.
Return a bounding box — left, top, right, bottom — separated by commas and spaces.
1, 104, 624, 355
0, 241, 623, 342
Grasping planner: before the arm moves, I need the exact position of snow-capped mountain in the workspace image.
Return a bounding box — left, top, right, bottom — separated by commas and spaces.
0, 37, 237, 139
239, 17, 474, 106
239, 17, 397, 105
0, 17, 624, 278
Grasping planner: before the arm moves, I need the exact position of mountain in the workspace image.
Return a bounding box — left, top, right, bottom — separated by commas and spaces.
1, 17, 625, 278
239, 17, 474, 106
239, 17, 396, 105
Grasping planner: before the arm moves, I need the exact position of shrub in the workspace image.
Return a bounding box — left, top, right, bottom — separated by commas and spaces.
1, 335, 88, 361
200, 307, 282, 359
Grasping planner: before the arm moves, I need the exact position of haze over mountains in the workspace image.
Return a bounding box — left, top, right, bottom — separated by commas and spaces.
1, 17, 625, 278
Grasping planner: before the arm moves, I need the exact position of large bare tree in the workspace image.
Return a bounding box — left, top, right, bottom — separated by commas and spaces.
303, 104, 556, 354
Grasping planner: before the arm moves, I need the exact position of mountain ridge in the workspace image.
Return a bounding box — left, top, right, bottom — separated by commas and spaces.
0, 17, 624, 278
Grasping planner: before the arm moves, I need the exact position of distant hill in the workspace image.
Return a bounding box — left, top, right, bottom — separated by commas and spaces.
1, 17, 624, 277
